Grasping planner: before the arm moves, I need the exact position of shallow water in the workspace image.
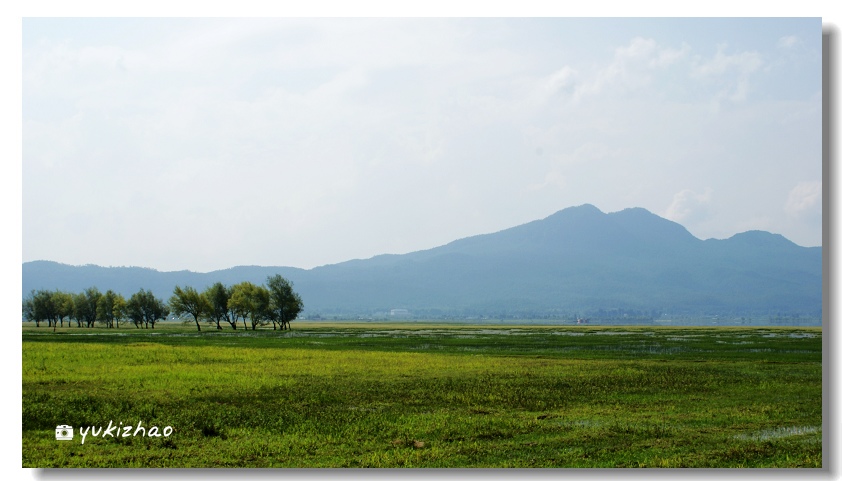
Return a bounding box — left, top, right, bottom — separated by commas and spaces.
735, 425, 820, 441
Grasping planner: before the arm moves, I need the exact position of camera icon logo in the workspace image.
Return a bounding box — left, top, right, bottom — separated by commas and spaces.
55, 425, 73, 441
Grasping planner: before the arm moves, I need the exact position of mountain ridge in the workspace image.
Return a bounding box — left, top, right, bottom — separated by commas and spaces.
23, 204, 822, 319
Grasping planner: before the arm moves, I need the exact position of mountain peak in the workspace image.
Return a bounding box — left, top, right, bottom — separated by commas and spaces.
546, 203, 604, 219
725, 230, 798, 249
607, 207, 698, 244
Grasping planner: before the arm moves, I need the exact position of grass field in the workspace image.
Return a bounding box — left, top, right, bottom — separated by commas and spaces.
22, 323, 822, 468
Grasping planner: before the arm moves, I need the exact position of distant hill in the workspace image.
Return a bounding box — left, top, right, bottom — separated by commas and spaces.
22, 204, 822, 319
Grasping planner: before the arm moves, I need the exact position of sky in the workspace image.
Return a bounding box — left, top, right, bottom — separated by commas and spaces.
21, 16, 824, 273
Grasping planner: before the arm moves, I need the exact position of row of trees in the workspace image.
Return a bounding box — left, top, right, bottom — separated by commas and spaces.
21, 287, 166, 330
169, 275, 303, 331
22, 275, 303, 332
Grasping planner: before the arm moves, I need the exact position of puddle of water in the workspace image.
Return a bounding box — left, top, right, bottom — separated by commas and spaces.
592, 331, 656, 336
65, 332, 131, 336
760, 332, 818, 339
735, 426, 820, 441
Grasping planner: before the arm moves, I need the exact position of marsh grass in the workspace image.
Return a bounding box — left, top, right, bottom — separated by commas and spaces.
22, 324, 821, 467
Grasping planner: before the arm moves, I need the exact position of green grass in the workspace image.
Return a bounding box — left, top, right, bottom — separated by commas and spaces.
22, 323, 822, 467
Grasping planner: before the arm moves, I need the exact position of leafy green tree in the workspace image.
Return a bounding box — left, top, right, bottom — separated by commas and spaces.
22, 290, 43, 327
53, 291, 74, 328
228, 281, 270, 330
32, 290, 56, 327
22, 296, 33, 324
228, 282, 251, 330
204, 282, 239, 330
170, 286, 211, 332
126, 299, 144, 328
73, 287, 102, 327
150, 294, 169, 328
73, 287, 102, 328
35, 291, 58, 327
266, 274, 303, 330
97, 290, 126, 328
112, 293, 127, 328
126, 289, 169, 329
145, 291, 168, 328
228, 282, 253, 330
71, 293, 86, 327
24, 289, 66, 328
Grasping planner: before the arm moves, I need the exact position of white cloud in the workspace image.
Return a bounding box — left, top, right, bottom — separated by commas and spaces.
777, 35, 800, 49
785, 181, 822, 217
528, 170, 567, 192
650, 42, 691, 68
664, 188, 712, 224
528, 143, 624, 193
691, 44, 763, 103
573, 37, 689, 101
542, 66, 578, 98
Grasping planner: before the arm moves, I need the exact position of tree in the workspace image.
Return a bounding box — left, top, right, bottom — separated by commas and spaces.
53, 291, 74, 328
169, 286, 210, 332
203, 282, 238, 330
73, 287, 102, 328
23, 290, 64, 329
228, 282, 253, 330
146, 292, 168, 329
29, 290, 56, 327
125, 295, 145, 329
112, 293, 127, 328
228, 281, 270, 330
97, 290, 125, 328
71, 293, 86, 327
22, 295, 33, 325
27, 290, 70, 329
22, 291, 42, 327
266, 274, 303, 330
126, 289, 169, 329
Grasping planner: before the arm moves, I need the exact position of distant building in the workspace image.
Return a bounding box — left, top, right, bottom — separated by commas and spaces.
390, 309, 410, 318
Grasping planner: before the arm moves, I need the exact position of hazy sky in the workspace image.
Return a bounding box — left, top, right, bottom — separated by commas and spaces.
22, 17, 822, 272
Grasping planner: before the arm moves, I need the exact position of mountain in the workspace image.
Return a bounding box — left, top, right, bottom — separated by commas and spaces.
22, 204, 822, 319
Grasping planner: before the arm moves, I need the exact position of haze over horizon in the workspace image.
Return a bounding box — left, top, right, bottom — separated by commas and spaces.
23, 18, 822, 272
23, 202, 822, 318
24, 203, 819, 274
